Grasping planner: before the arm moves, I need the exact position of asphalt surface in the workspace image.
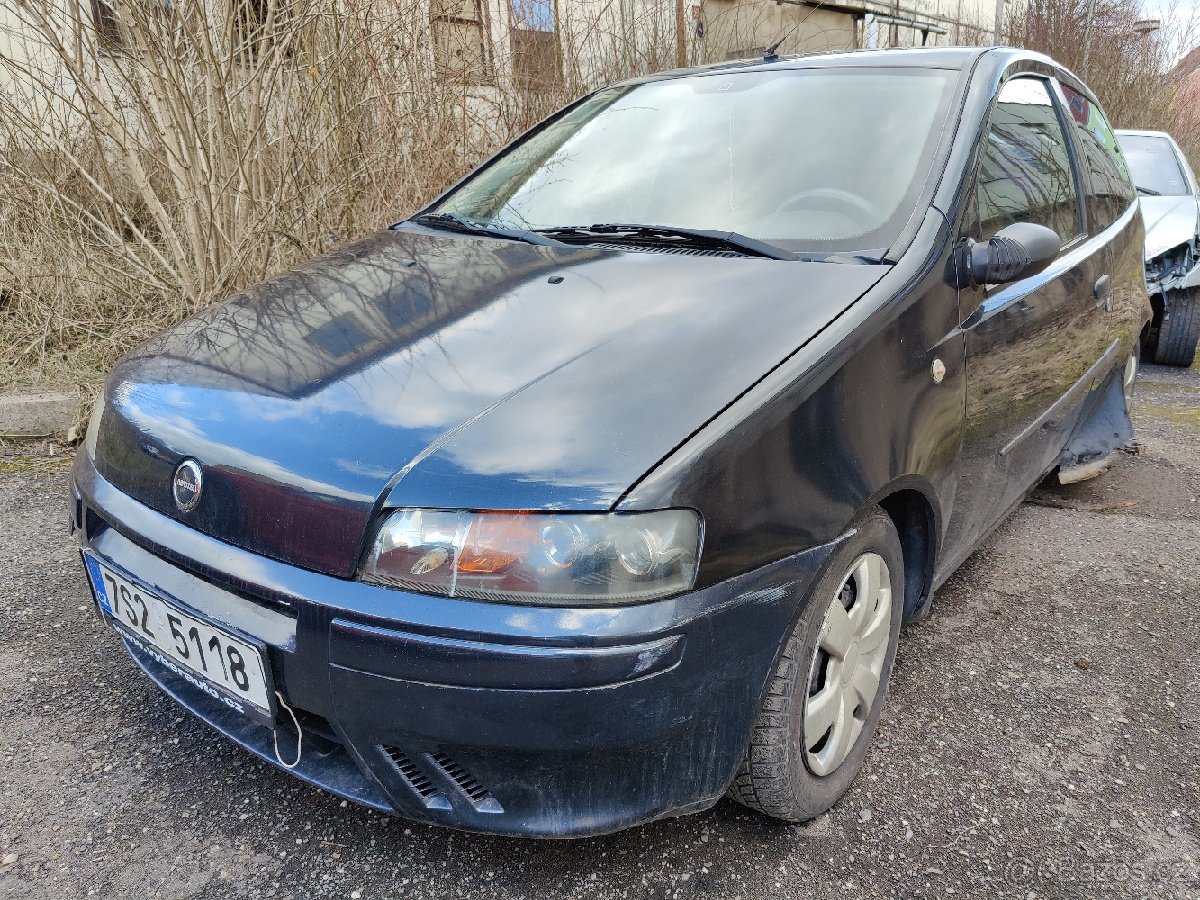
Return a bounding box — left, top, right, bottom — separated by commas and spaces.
1, 364, 1197, 900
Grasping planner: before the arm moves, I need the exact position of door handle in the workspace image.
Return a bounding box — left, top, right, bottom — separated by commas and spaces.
1093, 274, 1112, 310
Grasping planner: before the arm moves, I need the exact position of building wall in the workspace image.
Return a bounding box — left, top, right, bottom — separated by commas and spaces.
0, 0, 84, 119
0, 0, 1000, 110
699, 2, 857, 61
0, 1, 40, 93
866, 0, 996, 46
639, 0, 997, 68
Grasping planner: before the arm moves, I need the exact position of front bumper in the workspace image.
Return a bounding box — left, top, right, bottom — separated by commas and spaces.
70, 454, 835, 837
1145, 255, 1200, 295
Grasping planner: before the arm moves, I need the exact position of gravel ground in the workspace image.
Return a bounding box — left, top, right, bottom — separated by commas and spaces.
0, 365, 1197, 900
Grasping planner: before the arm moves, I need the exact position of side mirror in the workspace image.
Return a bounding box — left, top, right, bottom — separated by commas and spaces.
963, 222, 1061, 287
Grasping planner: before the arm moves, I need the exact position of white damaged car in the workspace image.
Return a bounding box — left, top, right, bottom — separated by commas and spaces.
1115, 129, 1200, 366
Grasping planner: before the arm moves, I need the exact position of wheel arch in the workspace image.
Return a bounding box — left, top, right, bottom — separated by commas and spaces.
1143, 304, 1158, 341
865, 479, 941, 622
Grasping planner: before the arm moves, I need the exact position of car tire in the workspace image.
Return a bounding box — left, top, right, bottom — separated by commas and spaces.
1153, 288, 1200, 367
727, 508, 905, 822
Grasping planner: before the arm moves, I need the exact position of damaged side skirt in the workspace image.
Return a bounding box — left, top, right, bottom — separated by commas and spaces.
1057, 361, 1133, 484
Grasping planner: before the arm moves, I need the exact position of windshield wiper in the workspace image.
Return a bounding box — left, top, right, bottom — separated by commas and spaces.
1136, 185, 1162, 196
534, 223, 796, 260
409, 213, 562, 246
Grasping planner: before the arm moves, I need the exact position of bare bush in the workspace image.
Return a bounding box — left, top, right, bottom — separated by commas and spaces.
1005, 0, 1200, 164
0, 0, 520, 383
4, 0, 831, 385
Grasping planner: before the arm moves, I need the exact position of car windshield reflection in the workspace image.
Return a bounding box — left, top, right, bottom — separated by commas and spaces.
431, 68, 956, 255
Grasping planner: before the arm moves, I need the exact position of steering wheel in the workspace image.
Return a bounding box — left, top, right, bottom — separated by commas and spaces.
775, 188, 883, 229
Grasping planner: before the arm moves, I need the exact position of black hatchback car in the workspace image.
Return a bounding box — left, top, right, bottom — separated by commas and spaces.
72, 47, 1149, 837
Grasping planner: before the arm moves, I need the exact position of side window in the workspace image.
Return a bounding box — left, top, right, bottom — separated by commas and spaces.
976, 77, 1081, 243
1059, 83, 1137, 231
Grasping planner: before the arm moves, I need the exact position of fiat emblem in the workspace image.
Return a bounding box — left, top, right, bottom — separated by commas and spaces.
172, 459, 203, 512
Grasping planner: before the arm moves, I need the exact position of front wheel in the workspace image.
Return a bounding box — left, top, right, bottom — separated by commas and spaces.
727, 508, 904, 822
1154, 288, 1200, 367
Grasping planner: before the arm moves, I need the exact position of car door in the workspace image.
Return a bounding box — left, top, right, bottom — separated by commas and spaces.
943, 74, 1104, 558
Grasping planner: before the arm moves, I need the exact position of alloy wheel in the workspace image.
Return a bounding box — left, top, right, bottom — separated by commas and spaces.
802, 552, 892, 777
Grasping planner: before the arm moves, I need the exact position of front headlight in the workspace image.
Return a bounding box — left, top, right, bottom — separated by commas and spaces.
360, 509, 702, 605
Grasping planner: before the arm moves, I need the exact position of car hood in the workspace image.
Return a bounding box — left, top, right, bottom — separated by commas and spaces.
95, 228, 885, 576
1140, 195, 1199, 260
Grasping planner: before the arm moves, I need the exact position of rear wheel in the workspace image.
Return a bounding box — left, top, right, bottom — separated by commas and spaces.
728, 509, 904, 822
1154, 288, 1200, 367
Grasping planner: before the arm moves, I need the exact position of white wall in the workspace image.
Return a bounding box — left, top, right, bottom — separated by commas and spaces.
0, 0, 999, 122
864, 0, 997, 47
698, 1, 857, 62
0, 1, 86, 129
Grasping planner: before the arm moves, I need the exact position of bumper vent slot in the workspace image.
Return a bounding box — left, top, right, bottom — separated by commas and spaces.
380, 746, 502, 814
85, 507, 111, 542
429, 752, 503, 813
380, 746, 449, 810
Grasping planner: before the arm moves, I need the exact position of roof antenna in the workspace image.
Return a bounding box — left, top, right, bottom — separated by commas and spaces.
764, 1, 828, 61
763, 24, 798, 61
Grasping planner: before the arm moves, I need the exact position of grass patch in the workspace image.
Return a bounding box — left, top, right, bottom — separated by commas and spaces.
1134, 403, 1200, 431
1135, 380, 1200, 395
0, 455, 74, 475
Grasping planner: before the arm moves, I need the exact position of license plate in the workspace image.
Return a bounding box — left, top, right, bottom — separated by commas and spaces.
82, 551, 275, 727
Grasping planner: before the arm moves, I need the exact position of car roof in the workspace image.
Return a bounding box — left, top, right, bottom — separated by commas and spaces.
1114, 129, 1173, 139
715, 46, 991, 70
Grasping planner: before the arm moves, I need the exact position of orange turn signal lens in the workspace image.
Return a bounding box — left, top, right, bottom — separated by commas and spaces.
455, 515, 537, 573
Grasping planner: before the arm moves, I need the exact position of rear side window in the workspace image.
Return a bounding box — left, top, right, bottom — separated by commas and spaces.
1059, 83, 1137, 230
976, 77, 1081, 243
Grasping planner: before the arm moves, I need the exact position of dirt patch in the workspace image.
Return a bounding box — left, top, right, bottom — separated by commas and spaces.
1031, 451, 1200, 521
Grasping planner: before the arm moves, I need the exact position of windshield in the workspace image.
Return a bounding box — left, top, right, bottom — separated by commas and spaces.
431, 67, 957, 254
1117, 134, 1192, 196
